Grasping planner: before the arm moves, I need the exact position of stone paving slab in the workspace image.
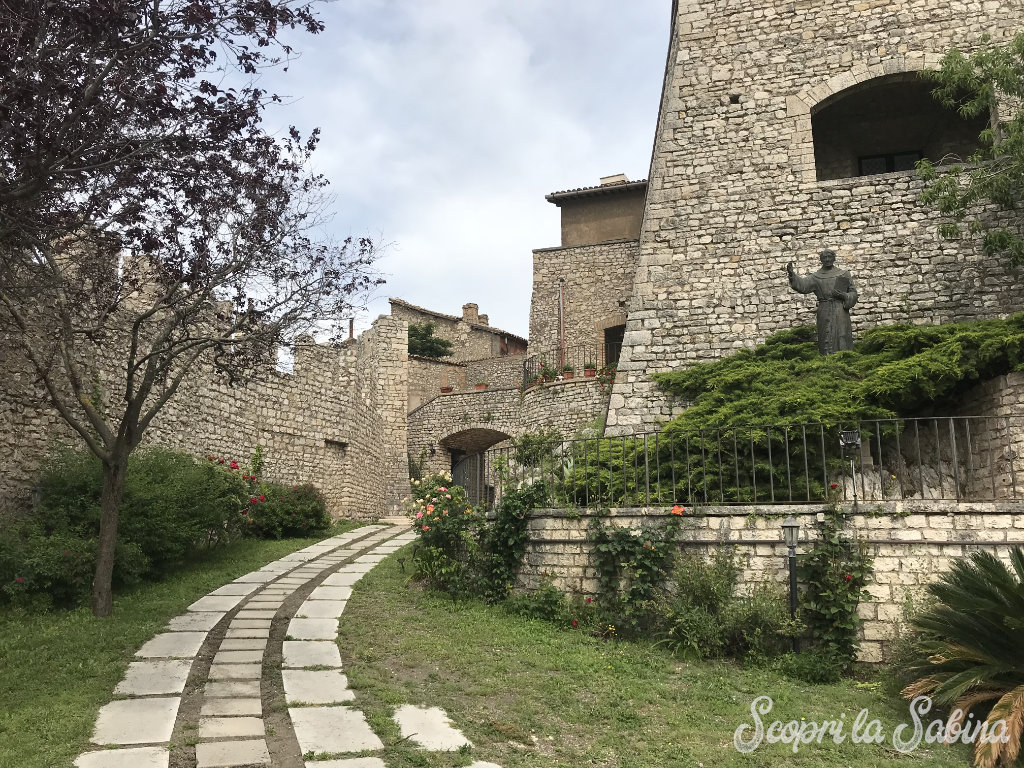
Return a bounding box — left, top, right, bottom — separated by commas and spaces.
205, 681, 260, 698
467, 763, 504, 768
200, 697, 262, 716
283, 670, 354, 704
166, 612, 224, 632
230, 619, 272, 629
219, 638, 267, 651
195, 739, 270, 767
92, 698, 180, 745
393, 705, 472, 751
308, 760, 387, 768
75, 746, 169, 768
115, 660, 193, 696
199, 716, 266, 738
224, 627, 269, 639
235, 609, 277, 620
232, 571, 277, 583
212, 650, 264, 665
296, 600, 347, 618
308, 585, 352, 601
321, 572, 362, 587
208, 583, 260, 597
136, 632, 207, 659
290, 706, 383, 753
189, 594, 246, 612
208, 664, 261, 680
283, 640, 342, 668
287, 618, 338, 640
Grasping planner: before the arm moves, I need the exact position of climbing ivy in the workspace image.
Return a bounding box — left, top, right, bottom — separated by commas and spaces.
589, 512, 682, 638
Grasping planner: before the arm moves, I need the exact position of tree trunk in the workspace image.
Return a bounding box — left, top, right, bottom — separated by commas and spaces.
91, 456, 128, 617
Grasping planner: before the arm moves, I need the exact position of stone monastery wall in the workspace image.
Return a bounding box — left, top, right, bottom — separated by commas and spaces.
607, 0, 1024, 434
0, 314, 410, 520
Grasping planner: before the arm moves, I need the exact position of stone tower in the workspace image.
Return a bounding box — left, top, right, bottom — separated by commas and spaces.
606, 0, 1024, 434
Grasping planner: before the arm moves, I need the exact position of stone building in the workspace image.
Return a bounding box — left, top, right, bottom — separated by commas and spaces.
604, 0, 1024, 434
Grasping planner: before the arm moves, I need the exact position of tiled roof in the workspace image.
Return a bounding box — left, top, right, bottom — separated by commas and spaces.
388, 298, 528, 345
545, 178, 648, 204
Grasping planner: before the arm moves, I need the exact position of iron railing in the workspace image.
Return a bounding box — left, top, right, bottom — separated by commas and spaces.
522, 342, 622, 387
472, 416, 1024, 510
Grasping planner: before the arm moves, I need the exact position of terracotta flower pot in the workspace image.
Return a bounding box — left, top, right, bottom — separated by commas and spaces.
475, 383, 488, 391
440, 386, 453, 393
562, 371, 574, 380
584, 368, 597, 377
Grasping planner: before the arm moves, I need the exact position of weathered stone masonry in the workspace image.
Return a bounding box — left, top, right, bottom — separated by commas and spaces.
0, 314, 411, 520
607, 0, 1024, 434
520, 503, 1024, 663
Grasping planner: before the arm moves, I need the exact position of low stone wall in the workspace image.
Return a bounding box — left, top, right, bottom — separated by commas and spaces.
464, 355, 526, 391
519, 502, 1024, 663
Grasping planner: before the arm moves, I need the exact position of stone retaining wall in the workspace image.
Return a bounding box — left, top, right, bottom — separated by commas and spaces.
519, 502, 1024, 663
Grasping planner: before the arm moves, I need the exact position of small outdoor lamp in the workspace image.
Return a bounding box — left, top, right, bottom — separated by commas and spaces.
838, 429, 861, 512
782, 516, 800, 653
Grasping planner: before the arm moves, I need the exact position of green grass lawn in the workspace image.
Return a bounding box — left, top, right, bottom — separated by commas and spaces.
0, 523, 360, 768
338, 554, 975, 768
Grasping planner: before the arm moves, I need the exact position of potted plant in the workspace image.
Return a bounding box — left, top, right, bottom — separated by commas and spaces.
440, 385, 453, 393
562, 364, 574, 380
475, 381, 488, 391
584, 360, 597, 377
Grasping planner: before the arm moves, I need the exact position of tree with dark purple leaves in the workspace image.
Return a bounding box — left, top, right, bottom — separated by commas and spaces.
0, 0, 382, 616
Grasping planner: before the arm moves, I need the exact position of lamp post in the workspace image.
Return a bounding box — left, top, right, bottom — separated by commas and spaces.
782, 516, 800, 653
839, 429, 861, 513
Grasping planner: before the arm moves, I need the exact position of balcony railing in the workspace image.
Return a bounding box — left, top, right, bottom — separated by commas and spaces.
472, 416, 1024, 510
522, 342, 622, 387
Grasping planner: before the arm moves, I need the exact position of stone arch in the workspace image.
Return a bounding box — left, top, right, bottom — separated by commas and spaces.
787, 53, 945, 183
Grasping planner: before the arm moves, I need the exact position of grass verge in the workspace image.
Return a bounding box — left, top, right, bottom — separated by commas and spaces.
0, 522, 361, 768
338, 553, 974, 768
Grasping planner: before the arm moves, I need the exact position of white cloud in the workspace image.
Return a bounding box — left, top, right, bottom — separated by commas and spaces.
257, 1, 669, 337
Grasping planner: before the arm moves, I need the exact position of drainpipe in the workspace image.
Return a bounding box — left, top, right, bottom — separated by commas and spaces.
558, 279, 565, 369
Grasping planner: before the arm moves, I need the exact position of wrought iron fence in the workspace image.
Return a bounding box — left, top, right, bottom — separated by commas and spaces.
472, 416, 1024, 510
521, 342, 622, 387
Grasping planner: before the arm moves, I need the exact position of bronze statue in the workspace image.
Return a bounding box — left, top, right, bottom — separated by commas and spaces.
787, 250, 857, 355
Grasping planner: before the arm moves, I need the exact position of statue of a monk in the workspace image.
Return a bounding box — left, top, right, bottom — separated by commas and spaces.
786, 250, 858, 355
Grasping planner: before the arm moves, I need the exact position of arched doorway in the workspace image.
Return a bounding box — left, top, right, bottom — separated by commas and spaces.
440, 427, 513, 507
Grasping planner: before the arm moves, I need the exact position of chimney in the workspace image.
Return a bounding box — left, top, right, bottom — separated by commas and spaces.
600, 173, 629, 186
462, 303, 479, 324
477, 314, 488, 326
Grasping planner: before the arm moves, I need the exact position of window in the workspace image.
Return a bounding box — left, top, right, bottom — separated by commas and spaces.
858, 151, 922, 176
812, 74, 985, 182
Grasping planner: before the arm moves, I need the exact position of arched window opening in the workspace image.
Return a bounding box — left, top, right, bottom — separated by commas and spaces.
812, 74, 986, 182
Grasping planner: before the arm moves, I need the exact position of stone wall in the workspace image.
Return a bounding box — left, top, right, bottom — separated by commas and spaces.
463, 356, 525, 391
607, 1, 1024, 434
519, 502, 1024, 663
0, 314, 410, 521
407, 378, 610, 478
408, 356, 465, 411
529, 240, 638, 353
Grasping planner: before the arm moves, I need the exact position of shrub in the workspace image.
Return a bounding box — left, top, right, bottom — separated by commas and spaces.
504, 578, 570, 623
244, 482, 331, 539
1, 448, 248, 609
798, 509, 873, 670
720, 584, 793, 661
409, 473, 483, 597
776, 647, 849, 684
902, 547, 1024, 768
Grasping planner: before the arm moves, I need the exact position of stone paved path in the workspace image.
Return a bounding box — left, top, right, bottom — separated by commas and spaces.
74, 523, 503, 768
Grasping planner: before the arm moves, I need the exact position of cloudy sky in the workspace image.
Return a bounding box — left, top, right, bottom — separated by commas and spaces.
259, 0, 670, 338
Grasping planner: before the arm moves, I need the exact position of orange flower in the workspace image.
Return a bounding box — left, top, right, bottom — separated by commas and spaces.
422, 525, 430, 531
671, 505, 685, 515
426, 504, 435, 513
